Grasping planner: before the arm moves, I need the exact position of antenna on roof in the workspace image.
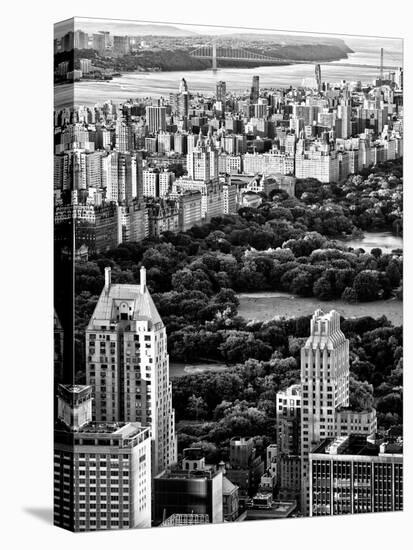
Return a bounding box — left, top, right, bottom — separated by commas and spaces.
140, 266, 147, 293
104, 267, 111, 293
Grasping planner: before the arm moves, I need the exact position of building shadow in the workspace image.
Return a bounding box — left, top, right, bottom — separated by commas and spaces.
24, 507, 53, 525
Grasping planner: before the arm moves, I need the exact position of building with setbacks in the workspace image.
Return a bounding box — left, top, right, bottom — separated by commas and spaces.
85, 266, 177, 477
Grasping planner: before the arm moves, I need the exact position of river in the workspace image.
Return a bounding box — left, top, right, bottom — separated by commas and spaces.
55, 37, 402, 109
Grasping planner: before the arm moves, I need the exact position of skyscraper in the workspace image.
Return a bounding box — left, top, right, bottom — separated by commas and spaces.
300, 309, 350, 514
186, 130, 219, 182
146, 105, 167, 133
216, 80, 227, 114
115, 119, 134, 152
216, 80, 226, 103
276, 384, 302, 499
54, 384, 151, 531
337, 99, 352, 139
177, 78, 189, 119
86, 266, 177, 476
250, 75, 260, 103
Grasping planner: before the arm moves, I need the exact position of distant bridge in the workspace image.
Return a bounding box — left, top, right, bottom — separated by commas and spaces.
189, 42, 401, 75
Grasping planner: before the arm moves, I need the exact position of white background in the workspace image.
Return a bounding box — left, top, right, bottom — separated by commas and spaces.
0, 1, 410, 548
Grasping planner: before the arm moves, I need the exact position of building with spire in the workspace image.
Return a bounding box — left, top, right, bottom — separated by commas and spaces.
85, 266, 177, 476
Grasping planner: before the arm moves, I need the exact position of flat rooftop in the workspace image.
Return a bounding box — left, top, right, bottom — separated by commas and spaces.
77, 422, 148, 438
312, 435, 402, 457
156, 468, 219, 480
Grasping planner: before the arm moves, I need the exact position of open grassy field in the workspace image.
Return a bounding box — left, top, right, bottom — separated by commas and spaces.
237, 292, 403, 326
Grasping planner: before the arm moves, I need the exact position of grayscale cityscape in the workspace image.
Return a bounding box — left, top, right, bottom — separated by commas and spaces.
53, 18, 403, 531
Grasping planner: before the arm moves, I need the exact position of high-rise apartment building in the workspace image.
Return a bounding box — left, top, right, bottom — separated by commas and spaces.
177, 190, 203, 231
74, 30, 89, 49
54, 384, 151, 531
113, 35, 130, 55
300, 309, 350, 514
143, 169, 159, 198
92, 33, 106, 54
186, 131, 219, 182
309, 434, 403, 516
79, 58, 92, 75
85, 267, 177, 476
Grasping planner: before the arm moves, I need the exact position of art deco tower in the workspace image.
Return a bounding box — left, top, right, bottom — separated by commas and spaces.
300, 309, 349, 514
186, 130, 219, 182
86, 266, 177, 476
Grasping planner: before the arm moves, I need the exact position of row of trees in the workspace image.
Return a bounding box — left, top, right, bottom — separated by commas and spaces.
64, 163, 404, 464
70, 163, 402, 379
173, 315, 403, 459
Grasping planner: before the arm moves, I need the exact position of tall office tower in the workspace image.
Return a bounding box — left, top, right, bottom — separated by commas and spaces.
146, 105, 167, 133
216, 80, 227, 113
309, 435, 403, 516
86, 267, 177, 476
300, 309, 349, 515
250, 75, 260, 103
54, 384, 151, 531
186, 131, 218, 182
